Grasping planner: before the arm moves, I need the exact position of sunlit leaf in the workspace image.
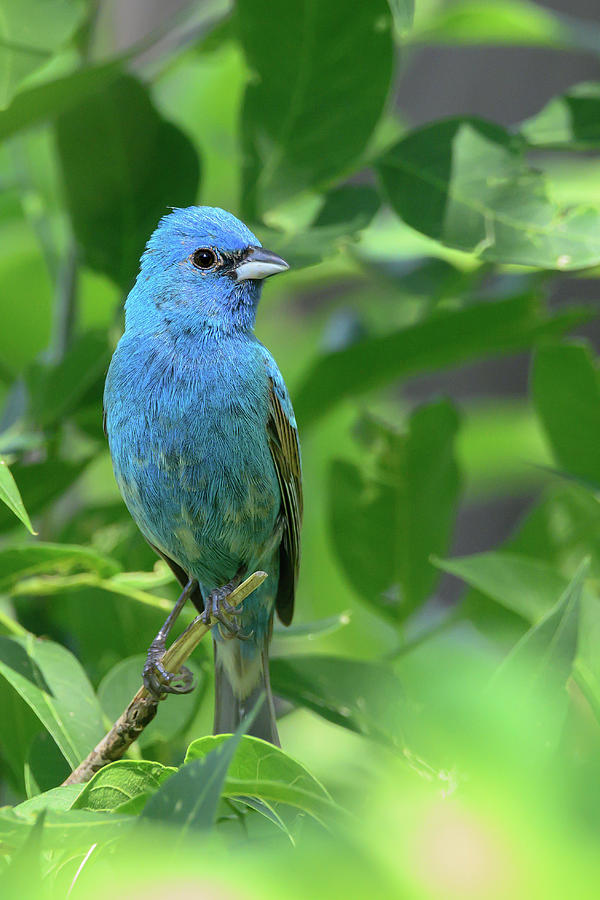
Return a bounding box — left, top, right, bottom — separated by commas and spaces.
141, 701, 261, 834
73, 760, 175, 813
0, 459, 35, 534
433, 551, 569, 622
0, 542, 120, 593
492, 560, 586, 740
185, 735, 336, 823
377, 118, 600, 269
521, 82, 600, 149
0, 0, 87, 108
0, 634, 105, 769
412, 0, 600, 51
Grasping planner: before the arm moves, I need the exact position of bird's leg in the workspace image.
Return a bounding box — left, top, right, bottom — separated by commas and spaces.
201, 568, 254, 641
143, 579, 197, 697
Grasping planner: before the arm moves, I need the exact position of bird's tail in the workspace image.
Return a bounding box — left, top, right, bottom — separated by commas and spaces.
213, 639, 280, 746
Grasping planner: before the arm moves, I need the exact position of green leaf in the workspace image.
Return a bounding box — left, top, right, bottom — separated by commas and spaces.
412, 0, 600, 51
238, 0, 394, 215
0, 808, 45, 896
492, 560, 587, 738
0, 542, 120, 593
140, 700, 261, 834
185, 735, 336, 823
0, 459, 88, 534
377, 118, 600, 269
0, 58, 122, 140
329, 402, 460, 622
72, 760, 175, 813
0, 458, 35, 534
0, 634, 105, 769
97, 655, 204, 748
56, 73, 201, 289
433, 551, 570, 623
0, 806, 132, 857
270, 655, 405, 747
521, 82, 600, 149
0, 0, 86, 108
294, 293, 591, 427
14, 784, 83, 815
532, 342, 600, 488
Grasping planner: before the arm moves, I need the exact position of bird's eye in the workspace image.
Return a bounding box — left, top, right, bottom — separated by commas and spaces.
191, 247, 217, 270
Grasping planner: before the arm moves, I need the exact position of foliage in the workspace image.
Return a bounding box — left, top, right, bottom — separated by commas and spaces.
1, 0, 600, 897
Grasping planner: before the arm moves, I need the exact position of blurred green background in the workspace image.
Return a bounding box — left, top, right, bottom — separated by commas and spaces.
2, 0, 600, 897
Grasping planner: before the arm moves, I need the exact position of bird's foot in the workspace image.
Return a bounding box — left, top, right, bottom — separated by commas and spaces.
201, 583, 254, 641
142, 637, 195, 698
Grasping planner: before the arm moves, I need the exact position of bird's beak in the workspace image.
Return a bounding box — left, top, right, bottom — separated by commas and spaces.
232, 246, 290, 282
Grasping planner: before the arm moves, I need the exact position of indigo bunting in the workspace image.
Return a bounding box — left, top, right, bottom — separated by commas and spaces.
103, 207, 301, 745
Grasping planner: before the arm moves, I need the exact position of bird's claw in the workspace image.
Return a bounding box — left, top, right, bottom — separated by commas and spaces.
202, 585, 251, 640
142, 639, 195, 698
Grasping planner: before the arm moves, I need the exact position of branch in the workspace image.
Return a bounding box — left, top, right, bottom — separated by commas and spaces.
63, 571, 268, 786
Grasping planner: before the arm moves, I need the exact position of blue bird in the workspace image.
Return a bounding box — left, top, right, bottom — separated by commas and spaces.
103, 206, 302, 745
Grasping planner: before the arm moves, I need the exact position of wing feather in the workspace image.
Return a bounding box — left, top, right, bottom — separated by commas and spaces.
267, 378, 303, 626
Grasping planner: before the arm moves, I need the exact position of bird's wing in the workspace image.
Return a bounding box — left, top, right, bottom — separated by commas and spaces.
264, 353, 303, 626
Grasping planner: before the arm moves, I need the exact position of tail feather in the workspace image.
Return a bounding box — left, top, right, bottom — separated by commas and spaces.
213, 642, 280, 746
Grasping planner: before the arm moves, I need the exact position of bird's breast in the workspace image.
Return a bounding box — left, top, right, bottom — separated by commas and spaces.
105, 331, 281, 579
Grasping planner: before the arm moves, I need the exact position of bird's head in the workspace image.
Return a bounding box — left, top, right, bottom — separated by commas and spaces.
125, 206, 289, 335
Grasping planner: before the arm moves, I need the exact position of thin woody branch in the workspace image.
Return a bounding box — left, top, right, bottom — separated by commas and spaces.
62, 571, 268, 786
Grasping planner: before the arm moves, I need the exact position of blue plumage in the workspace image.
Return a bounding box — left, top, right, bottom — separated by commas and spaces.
104, 207, 301, 744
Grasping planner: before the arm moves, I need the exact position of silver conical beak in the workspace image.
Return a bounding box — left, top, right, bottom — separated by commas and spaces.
232, 246, 290, 281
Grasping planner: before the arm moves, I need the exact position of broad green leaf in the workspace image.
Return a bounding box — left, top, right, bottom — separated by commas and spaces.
0, 542, 120, 593
433, 552, 569, 623
521, 82, 600, 149
141, 701, 261, 834
492, 561, 587, 739
0, 634, 105, 769
532, 342, 600, 488
97, 655, 204, 748
0, 58, 122, 140
270, 655, 405, 748
238, 0, 394, 215
412, 0, 600, 51
377, 118, 600, 269
0, 458, 35, 534
15, 784, 83, 815
0, 806, 132, 856
294, 293, 590, 427
185, 735, 336, 823
329, 402, 460, 622
56, 73, 201, 289
73, 760, 175, 813
0, 0, 86, 108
